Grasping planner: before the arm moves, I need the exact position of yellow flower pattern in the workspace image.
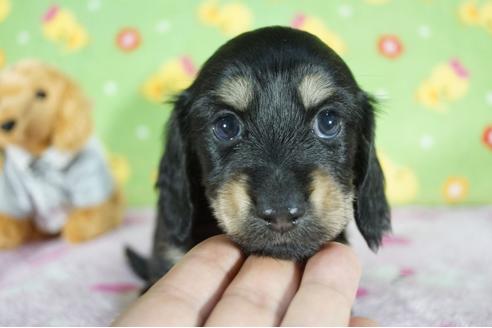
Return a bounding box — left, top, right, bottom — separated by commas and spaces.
416, 59, 469, 111
0, 49, 5, 69
108, 154, 131, 187
198, 0, 253, 36
291, 14, 347, 55
459, 0, 492, 34
142, 56, 196, 103
42, 5, 89, 52
379, 153, 419, 205
0, 0, 10, 22
443, 177, 469, 203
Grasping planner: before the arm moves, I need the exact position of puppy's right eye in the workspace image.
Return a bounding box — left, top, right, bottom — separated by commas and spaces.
213, 113, 242, 141
313, 109, 341, 139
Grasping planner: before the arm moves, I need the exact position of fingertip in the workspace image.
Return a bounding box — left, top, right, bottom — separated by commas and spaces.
205, 254, 302, 326
298, 241, 362, 311
120, 235, 245, 326
280, 242, 363, 326
310, 242, 362, 279
194, 234, 236, 248
349, 316, 379, 327
190, 234, 243, 260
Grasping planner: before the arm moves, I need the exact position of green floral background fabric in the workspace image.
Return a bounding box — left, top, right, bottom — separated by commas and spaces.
1, 0, 491, 206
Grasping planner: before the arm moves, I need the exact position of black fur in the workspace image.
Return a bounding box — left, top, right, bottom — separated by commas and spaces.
353, 93, 391, 251
127, 26, 391, 287
124, 247, 149, 281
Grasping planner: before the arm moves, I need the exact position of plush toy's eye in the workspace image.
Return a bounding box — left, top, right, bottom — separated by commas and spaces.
35, 89, 47, 99
1, 120, 16, 132
313, 109, 341, 139
213, 112, 242, 141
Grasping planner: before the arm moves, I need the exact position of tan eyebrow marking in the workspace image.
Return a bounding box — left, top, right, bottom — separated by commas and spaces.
215, 76, 253, 111
298, 73, 335, 109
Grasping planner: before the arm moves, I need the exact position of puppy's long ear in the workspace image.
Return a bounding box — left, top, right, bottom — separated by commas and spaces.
154, 93, 193, 247
353, 92, 391, 251
52, 79, 92, 152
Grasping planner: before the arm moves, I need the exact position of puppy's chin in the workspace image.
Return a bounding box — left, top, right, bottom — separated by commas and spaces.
235, 239, 320, 261
227, 221, 339, 261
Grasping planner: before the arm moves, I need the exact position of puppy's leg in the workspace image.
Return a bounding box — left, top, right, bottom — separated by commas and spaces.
146, 242, 186, 289
62, 191, 123, 243
125, 246, 182, 295
146, 208, 189, 286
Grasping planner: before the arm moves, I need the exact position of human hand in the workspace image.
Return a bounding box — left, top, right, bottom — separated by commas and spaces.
113, 235, 375, 326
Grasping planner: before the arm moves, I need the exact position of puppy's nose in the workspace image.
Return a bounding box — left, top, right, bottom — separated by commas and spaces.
258, 206, 305, 233
1, 120, 16, 132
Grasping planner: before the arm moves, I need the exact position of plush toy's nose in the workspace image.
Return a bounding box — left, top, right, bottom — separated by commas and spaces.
1, 120, 16, 132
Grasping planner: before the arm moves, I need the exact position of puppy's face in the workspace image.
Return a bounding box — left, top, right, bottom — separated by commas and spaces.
162, 27, 390, 260
196, 69, 360, 259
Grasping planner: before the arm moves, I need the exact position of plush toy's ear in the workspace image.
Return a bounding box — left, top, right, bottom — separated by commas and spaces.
51, 81, 92, 152
353, 92, 391, 251
154, 93, 194, 247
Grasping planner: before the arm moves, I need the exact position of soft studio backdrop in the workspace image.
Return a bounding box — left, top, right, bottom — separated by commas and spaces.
1, 0, 492, 326
1, 0, 490, 206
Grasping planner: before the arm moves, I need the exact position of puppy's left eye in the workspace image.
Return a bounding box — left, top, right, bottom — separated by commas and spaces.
213, 113, 242, 141
313, 109, 341, 139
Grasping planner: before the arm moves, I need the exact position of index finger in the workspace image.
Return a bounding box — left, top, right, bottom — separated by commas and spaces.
281, 242, 361, 327
113, 235, 244, 326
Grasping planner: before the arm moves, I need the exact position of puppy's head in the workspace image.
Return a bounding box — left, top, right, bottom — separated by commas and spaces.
159, 26, 390, 260
0, 60, 92, 154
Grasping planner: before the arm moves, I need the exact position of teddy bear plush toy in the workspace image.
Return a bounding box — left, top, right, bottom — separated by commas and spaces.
0, 60, 123, 249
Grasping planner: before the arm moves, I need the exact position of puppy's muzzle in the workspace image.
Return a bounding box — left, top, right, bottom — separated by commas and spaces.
1, 120, 16, 132
252, 168, 307, 233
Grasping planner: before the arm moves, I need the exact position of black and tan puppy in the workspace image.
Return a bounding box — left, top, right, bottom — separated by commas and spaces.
128, 26, 391, 289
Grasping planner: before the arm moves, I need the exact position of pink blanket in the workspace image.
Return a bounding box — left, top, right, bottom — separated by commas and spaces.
1, 207, 491, 326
